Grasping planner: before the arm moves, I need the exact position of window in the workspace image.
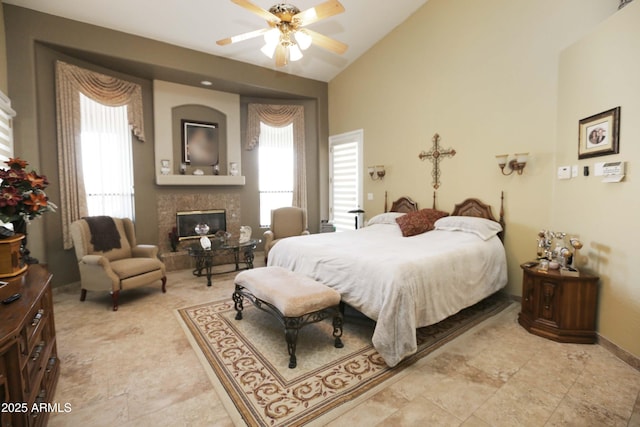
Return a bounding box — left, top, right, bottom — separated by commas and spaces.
79, 93, 135, 219
258, 122, 294, 227
0, 91, 15, 163
329, 130, 363, 232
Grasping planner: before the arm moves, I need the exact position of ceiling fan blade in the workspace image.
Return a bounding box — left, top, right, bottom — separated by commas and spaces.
275, 44, 287, 67
216, 27, 270, 46
305, 29, 348, 55
231, 0, 281, 23
293, 0, 345, 27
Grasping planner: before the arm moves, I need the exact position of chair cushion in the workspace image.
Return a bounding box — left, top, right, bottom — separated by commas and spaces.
110, 257, 164, 280
271, 208, 305, 239
235, 266, 341, 318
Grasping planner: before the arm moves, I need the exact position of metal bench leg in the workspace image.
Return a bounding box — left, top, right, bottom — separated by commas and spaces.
284, 317, 302, 369
333, 311, 344, 349
233, 285, 244, 320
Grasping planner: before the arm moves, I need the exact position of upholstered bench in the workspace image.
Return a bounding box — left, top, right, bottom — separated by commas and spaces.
233, 266, 344, 368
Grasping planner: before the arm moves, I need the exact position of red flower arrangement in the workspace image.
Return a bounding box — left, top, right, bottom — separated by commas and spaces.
0, 157, 56, 224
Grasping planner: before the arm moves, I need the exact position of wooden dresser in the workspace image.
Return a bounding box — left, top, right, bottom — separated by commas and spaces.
518, 263, 599, 343
0, 265, 59, 427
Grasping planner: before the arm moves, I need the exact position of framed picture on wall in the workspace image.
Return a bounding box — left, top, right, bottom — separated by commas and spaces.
182, 120, 219, 166
578, 107, 620, 159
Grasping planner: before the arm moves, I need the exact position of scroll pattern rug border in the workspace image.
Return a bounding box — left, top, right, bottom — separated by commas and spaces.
177, 293, 512, 426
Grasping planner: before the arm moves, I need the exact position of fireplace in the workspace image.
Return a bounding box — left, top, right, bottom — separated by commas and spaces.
157, 192, 240, 271
176, 209, 226, 240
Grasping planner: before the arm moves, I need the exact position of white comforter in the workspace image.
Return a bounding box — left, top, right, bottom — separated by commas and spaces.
267, 223, 507, 367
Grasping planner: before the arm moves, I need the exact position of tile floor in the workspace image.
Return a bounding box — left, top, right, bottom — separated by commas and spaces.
49, 258, 640, 427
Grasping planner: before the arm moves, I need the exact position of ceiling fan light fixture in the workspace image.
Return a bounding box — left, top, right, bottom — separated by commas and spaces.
289, 44, 303, 61
263, 28, 280, 45
294, 30, 312, 50
261, 42, 278, 59
218, 0, 348, 67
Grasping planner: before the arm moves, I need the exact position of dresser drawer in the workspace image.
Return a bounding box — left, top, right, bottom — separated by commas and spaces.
19, 294, 50, 359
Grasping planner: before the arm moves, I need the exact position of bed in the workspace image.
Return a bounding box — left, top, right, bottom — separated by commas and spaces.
267, 195, 508, 367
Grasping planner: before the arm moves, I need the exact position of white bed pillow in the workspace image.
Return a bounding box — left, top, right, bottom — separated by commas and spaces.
434, 216, 502, 240
366, 212, 406, 226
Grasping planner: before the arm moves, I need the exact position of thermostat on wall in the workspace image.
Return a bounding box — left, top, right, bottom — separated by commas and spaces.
601, 161, 624, 183
557, 165, 571, 180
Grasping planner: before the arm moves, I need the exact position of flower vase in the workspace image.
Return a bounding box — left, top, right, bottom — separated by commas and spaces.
11, 219, 39, 264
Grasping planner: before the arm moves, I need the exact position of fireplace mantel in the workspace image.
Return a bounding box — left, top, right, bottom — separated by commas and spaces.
156, 174, 245, 186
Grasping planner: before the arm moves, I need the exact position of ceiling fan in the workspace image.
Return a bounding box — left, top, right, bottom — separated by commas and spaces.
217, 0, 348, 67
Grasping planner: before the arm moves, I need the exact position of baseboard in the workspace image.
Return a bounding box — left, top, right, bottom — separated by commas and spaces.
598, 334, 640, 372
506, 293, 639, 372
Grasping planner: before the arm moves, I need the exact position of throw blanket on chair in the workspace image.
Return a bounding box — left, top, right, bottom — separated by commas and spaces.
84, 216, 122, 252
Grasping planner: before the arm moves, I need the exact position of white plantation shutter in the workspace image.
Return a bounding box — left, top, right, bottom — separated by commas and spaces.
0, 91, 16, 163
329, 130, 363, 232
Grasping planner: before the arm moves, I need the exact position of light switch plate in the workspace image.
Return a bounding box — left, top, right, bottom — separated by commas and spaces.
571, 165, 578, 177
367, 193, 374, 201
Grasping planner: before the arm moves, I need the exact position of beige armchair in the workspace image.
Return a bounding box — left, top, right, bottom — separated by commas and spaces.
70, 216, 167, 311
264, 207, 310, 262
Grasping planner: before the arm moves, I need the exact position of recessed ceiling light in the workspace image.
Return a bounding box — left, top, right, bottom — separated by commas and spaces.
200, 80, 213, 86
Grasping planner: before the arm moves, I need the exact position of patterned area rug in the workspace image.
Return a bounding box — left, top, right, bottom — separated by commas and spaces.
177, 291, 511, 426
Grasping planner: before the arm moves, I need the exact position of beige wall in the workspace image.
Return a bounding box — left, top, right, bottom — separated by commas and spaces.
556, 2, 640, 357
328, 0, 640, 353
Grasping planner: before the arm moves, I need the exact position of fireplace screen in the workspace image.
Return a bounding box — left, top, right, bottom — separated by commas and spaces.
176, 209, 226, 240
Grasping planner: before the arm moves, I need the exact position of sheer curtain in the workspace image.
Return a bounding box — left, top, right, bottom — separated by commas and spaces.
79, 93, 135, 219
55, 61, 145, 249
258, 122, 294, 227
246, 104, 306, 212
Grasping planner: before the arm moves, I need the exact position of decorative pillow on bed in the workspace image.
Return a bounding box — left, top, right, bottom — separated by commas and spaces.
366, 212, 406, 226
434, 216, 503, 240
395, 209, 449, 237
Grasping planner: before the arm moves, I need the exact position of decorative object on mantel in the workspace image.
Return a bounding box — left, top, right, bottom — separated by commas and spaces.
418, 133, 456, 190
192, 169, 204, 176
619, 0, 634, 9
160, 159, 171, 175
229, 162, 239, 176
0, 158, 57, 266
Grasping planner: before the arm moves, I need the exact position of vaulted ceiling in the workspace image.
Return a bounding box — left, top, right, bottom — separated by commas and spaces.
4, 0, 429, 82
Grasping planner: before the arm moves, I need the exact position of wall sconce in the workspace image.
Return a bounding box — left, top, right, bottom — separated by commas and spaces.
368, 165, 386, 180
496, 153, 528, 175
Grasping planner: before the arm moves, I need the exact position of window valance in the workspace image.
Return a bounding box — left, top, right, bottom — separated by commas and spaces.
55, 61, 145, 142
246, 104, 303, 151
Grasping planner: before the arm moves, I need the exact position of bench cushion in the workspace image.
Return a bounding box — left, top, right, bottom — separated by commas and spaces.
235, 266, 341, 317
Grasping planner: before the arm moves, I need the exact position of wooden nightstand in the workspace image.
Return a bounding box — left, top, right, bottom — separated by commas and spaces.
518, 263, 599, 343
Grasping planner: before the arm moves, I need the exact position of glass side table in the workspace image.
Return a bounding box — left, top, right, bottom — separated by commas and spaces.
187, 238, 260, 286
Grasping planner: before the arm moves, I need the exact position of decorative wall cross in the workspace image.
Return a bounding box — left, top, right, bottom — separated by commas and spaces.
418, 133, 456, 190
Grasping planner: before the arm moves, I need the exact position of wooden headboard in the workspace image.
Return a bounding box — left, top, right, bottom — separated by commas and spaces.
388, 196, 418, 213
451, 193, 505, 240
384, 191, 435, 213
384, 192, 505, 240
